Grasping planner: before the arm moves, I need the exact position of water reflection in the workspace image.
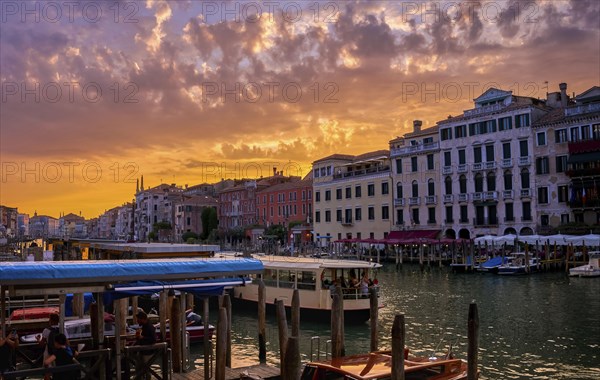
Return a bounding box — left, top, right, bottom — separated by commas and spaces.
191, 265, 600, 379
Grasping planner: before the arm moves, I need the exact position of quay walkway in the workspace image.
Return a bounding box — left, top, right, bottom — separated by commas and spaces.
173, 364, 280, 380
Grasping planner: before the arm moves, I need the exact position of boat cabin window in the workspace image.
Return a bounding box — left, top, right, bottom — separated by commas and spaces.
263, 269, 278, 287
297, 271, 316, 290
278, 270, 296, 289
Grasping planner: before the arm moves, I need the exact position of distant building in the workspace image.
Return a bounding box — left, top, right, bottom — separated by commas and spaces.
174, 195, 218, 241
17, 213, 29, 237
312, 150, 392, 246
29, 212, 59, 238
0, 205, 18, 236
134, 177, 183, 242
59, 212, 86, 239
114, 203, 134, 240
183, 183, 216, 197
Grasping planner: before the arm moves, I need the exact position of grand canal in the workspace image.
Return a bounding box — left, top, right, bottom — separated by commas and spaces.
192, 264, 600, 379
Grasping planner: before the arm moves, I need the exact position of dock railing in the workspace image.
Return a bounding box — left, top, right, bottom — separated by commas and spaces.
123, 342, 171, 380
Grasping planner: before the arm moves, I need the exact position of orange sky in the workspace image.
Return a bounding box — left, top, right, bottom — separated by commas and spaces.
1, 0, 599, 218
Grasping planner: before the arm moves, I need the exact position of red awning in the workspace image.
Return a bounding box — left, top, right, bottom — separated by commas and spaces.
387, 230, 441, 240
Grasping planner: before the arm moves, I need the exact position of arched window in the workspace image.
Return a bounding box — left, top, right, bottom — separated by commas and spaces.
475, 173, 484, 192
445, 176, 452, 195
459, 175, 467, 194
504, 170, 513, 191
396, 182, 403, 199
521, 169, 530, 189
412, 181, 418, 197
428, 179, 435, 196
487, 172, 496, 192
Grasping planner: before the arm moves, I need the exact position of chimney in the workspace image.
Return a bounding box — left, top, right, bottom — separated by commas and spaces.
273, 167, 277, 176
413, 120, 422, 132
559, 83, 568, 108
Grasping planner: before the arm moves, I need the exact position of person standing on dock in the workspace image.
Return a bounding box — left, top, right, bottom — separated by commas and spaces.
135, 311, 156, 380
0, 329, 19, 376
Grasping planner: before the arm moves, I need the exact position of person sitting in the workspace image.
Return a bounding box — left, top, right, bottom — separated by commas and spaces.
44, 333, 79, 380
185, 310, 203, 326
0, 329, 19, 376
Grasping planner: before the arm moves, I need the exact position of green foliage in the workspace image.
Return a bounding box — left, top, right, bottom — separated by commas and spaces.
153, 221, 172, 231
264, 224, 285, 242
288, 220, 303, 229
147, 231, 157, 241
182, 231, 199, 242
201, 207, 218, 240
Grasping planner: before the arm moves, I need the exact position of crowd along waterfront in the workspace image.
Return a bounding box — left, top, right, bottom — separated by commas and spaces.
190, 264, 600, 379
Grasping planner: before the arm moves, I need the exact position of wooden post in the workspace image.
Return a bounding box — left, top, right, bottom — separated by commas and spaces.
395, 247, 399, 271
276, 299, 288, 364
159, 291, 167, 342
89, 302, 99, 348
291, 289, 300, 338
258, 279, 267, 363
337, 286, 345, 356
216, 307, 228, 380
222, 294, 232, 367
525, 243, 530, 274
391, 314, 405, 380
131, 296, 139, 324
369, 287, 378, 352
114, 299, 123, 380
419, 244, 424, 271
283, 336, 301, 380
468, 303, 479, 380
186, 293, 195, 311
331, 293, 341, 358
58, 294, 66, 334
180, 294, 188, 372
73, 293, 84, 318
171, 296, 183, 372
0, 286, 5, 338
203, 297, 210, 380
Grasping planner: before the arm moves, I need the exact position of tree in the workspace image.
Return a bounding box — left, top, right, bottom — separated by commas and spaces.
147, 231, 157, 241
182, 231, 199, 242
201, 207, 218, 240
264, 224, 286, 243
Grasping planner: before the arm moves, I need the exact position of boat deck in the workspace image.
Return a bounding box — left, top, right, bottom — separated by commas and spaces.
172, 363, 280, 380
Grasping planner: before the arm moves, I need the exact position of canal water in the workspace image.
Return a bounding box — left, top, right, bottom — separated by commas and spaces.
191, 264, 600, 379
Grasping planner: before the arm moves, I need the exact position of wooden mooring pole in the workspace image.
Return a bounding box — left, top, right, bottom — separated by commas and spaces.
468, 303, 479, 380
171, 296, 183, 373
282, 336, 301, 380
203, 297, 210, 380
369, 287, 378, 352
222, 294, 232, 367
391, 314, 405, 380
276, 299, 288, 364
258, 279, 267, 363
291, 289, 300, 338
216, 307, 228, 380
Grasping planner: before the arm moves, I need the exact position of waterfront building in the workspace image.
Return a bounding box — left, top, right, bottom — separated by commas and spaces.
173, 195, 218, 241
0, 205, 18, 236
436, 88, 550, 238
183, 183, 216, 197
58, 212, 86, 239
17, 213, 29, 237
134, 178, 184, 242
255, 177, 313, 246
114, 203, 134, 240
312, 150, 392, 246
29, 212, 59, 238
389, 121, 442, 235
537, 86, 600, 225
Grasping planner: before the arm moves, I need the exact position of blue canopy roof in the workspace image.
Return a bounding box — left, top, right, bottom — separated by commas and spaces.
0, 259, 263, 286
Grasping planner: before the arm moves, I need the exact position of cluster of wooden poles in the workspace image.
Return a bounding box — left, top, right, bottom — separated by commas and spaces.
245, 279, 480, 380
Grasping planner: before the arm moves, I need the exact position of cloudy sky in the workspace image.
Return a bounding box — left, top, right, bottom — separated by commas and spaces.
1, 0, 599, 218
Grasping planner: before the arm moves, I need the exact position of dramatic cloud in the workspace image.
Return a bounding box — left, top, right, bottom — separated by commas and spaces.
1, 0, 598, 217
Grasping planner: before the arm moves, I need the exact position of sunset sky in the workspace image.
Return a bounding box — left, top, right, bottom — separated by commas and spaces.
1, 0, 599, 218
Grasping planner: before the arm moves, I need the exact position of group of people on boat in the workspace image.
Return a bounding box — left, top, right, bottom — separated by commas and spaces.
323, 269, 377, 297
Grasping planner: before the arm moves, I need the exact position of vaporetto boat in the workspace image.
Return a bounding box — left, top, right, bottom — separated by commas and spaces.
223, 254, 382, 322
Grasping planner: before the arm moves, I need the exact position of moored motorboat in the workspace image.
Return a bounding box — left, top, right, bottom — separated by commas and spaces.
497, 254, 539, 275
569, 253, 600, 277
301, 349, 468, 380
478, 256, 509, 273
228, 254, 382, 323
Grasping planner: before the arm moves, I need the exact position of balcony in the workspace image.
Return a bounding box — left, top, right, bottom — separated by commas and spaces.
484, 191, 498, 201
396, 220, 405, 226
472, 162, 484, 171
464, 103, 504, 117
566, 167, 600, 178
520, 189, 532, 198
518, 157, 531, 166
472, 192, 483, 201
391, 142, 439, 156
484, 161, 497, 170
394, 198, 405, 207
333, 165, 391, 180
521, 216, 533, 222
565, 102, 600, 117
409, 197, 421, 206
501, 158, 513, 168
457, 164, 468, 173
473, 217, 499, 226
458, 193, 469, 202
504, 217, 515, 223
502, 190, 514, 199
341, 218, 353, 226
443, 194, 453, 203
425, 195, 437, 205
442, 166, 453, 175
459, 218, 469, 224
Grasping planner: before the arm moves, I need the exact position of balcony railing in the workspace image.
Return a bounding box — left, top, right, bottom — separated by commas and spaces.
501, 158, 513, 168
518, 157, 531, 166
457, 164, 468, 173
442, 166, 453, 175
459, 218, 469, 223
484, 161, 497, 170
458, 193, 469, 202
332, 165, 391, 180
394, 198, 405, 207
341, 218, 353, 226
409, 197, 421, 206
472, 192, 483, 201
484, 191, 498, 201
520, 188, 532, 198
503, 190, 514, 199
472, 162, 484, 171
473, 217, 499, 226
425, 195, 437, 205
464, 103, 504, 117
566, 167, 600, 178
521, 216, 533, 222
443, 194, 453, 203
565, 102, 600, 117
504, 217, 515, 223
391, 142, 440, 156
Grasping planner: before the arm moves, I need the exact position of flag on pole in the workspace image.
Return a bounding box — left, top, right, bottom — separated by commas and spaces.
582, 188, 587, 206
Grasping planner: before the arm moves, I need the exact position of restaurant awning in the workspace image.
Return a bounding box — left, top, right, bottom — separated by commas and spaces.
568, 152, 600, 164
387, 230, 441, 240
